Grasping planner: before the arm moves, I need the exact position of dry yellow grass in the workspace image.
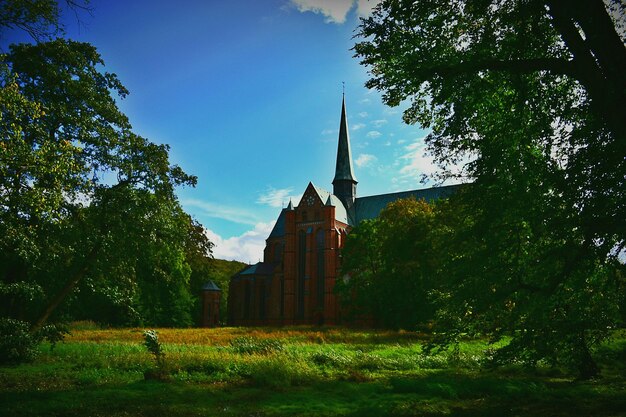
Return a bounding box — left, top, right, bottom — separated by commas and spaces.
65, 325, 426, 346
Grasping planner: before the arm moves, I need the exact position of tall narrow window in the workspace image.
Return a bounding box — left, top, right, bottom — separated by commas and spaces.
297, 230, 306, 319
316, 229, 325, 309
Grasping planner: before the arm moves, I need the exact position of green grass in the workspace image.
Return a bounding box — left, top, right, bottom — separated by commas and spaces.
1, 327, 625, 416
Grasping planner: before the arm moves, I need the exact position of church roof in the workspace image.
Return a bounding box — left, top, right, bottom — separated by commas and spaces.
201, 280, 221, 292
354, 184, 463, 223
311, 183, 349, 225
332, 96, 357, 184
236, 262, 276, 276
268, 209, 286, 239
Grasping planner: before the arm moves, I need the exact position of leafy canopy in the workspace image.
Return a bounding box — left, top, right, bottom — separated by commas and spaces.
354, 0, 625, 378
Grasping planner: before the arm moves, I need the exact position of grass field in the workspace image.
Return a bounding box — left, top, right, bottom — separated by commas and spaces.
1, 325, 625, 416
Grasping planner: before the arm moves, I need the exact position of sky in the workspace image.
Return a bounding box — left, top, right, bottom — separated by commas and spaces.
2, 0, 447, 263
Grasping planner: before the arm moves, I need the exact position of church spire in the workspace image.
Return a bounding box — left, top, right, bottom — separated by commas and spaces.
332, 95, 357, 222
333, 95, 357, 184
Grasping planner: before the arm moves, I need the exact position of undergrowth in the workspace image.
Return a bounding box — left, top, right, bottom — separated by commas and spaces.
1, 327, 624, 416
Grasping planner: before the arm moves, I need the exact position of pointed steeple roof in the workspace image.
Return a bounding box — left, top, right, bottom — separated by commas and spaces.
333, 95, 357, 184
286, 199, 294, 210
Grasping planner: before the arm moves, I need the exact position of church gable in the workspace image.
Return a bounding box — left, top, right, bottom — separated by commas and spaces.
298, 182, 349, 225
300, 182, 324, 210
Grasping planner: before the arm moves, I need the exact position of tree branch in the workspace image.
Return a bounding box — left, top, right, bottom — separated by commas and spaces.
410, 57, 579, 80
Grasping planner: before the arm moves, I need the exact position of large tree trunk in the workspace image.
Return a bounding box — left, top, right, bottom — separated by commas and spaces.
546, 0, 626, 142
574, 332, 600, 380
30, 243, 101, 333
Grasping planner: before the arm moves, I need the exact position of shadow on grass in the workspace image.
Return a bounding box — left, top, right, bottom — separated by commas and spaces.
3, 371, 625, 417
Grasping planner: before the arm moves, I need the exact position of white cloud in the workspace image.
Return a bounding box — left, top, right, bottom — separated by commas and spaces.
205, 222, 275, 264
321, 128, 336, 135
366, 130, 382, 139
183, 199, 260, 225
358, 111, 368, 118
356, 0, 379, 17
351, 122, 366, 131
289, 0, 354, 23
257, 187, 301, 208
359, 98, 372, 104
288, 0, 381, 24
398, 138, 438, 180
355, 153, 377, 168
371, 119, 387, 128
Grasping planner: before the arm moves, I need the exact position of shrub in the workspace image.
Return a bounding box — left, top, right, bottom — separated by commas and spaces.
143, 330, 168, 380
0, 318, 68, 364
0, 318, 39, 364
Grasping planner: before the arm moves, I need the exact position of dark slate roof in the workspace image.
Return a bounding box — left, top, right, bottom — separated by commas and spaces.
268, 209, 286, 239
201, 280, 221, 292
311, 183, 349, 224
354, 184, 463, 223
236, 262, 276, 276
332, 97, 357, 184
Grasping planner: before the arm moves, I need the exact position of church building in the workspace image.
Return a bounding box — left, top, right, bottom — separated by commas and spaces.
227, 97, 458, 326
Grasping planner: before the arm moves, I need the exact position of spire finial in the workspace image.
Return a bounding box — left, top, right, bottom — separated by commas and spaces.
342, 81, 345, 97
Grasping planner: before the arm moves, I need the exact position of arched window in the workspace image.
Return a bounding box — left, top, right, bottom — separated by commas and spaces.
316, 229, 325, 309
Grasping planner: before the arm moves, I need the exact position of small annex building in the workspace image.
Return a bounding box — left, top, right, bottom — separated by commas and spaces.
200, 280, 221, 327
227, 97, 459, 326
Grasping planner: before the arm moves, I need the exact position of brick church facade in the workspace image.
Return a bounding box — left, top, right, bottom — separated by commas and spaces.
227, 97, 458, 326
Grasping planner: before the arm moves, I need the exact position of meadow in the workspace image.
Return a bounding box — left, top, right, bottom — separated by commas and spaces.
1, 324, 625, 417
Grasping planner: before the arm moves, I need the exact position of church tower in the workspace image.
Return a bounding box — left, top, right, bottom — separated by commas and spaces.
332, 96, 358, 222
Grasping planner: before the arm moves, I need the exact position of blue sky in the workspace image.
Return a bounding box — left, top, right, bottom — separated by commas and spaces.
3, 0, 448, 263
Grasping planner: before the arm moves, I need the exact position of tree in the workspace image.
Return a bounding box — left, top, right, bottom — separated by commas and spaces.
0, 0, 92, 42
355, 0, 626, 377
0, 39, 197, 333
337, 198, 440, 329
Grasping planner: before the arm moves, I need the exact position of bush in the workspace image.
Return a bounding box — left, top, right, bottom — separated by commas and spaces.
143, 330, 168, 380
0, 318, 39, 364
0, 318, 68, 364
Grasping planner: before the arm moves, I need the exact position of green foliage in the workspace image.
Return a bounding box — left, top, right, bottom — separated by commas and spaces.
0, 318, 39, 363
229, 336, 285, 355
142, 329, 167, 380
142, 330, 164, 362
354, 0, 626, 378
0, 318, 67, 363
0, 38, 211, 333
1, 328, 625, 416
310, 349, 350, 368
338, 197, 439, 329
